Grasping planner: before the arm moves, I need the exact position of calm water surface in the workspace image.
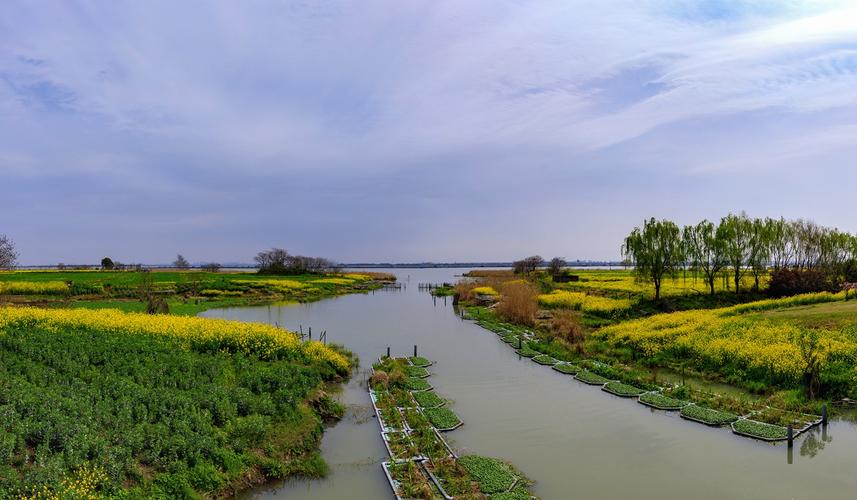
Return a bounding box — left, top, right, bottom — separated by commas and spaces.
202, 269, 857, 500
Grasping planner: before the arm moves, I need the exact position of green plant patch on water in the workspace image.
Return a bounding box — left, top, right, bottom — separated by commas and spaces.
410, 427, 453, 461
457, 455, 518, 494
384, 461, 443, 499
680, 404, 738, 425
392, 388, 416, 408
639, 392, 688, 410
492, 486, 532, 500
383, 432, 419, 460
404, 377, 432, 391
517, 343, 539, 358
575, 370, 611, 385
552, 363, 581, 375
413, 390, 446, 408
402, 408, 431, 430
732, 419, 789, 440
409, 356, 431, 367
501, 333, 519, 344
532, 354, 558, 366
603, 381, 646, 397
379, 408, 404, 430
404, 365, 430, 378
423, 408, 462, 430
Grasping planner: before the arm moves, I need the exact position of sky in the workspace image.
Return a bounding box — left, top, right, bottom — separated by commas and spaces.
2, 1, 857, 265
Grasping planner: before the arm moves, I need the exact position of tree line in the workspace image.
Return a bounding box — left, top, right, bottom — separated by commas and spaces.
623, 213, 857, 300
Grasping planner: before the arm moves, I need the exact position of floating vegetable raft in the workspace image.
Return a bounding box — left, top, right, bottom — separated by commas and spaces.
462, 307, 825, 446
371, 354, 534, 498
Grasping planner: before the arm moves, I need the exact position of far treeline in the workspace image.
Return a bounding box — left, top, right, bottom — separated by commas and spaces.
623, 213, 857, 300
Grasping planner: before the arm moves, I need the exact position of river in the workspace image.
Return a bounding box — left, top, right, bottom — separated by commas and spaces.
202, 268, 857, 500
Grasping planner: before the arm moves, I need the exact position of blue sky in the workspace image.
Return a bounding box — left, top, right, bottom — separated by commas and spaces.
2, 1, 857, 264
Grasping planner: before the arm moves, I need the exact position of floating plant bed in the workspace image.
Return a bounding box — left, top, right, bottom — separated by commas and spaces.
552, 363, 581, 375
749, 406, 822, 431
516, 343, 539, 358
638, 392, 689, 410
531, 354, 558, 366
574, 370, 611, 385
424, 407, 463, 431
731, 419, 789, 441
382, 431, 423, 461
458, 455, 519, 495
413, 390, 446, 409
404, 377, 433, 392
501, 333, 518, 344
409, 426, 457, 461
680, 404, 738, 426
409, 356, 432, 367
392, 388, 417, 408
402, 407, 432, 431
405, 365, 430, 378
602, 381, 646, 397
379, 407, 405, 432
382, 460, 444, 500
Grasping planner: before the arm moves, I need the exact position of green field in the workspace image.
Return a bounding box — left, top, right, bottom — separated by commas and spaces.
0, 307, 349, 498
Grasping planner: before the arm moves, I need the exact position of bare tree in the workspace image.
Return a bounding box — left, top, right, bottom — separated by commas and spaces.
201, 262, 222, 273
0, 235, 18, 270
547, 257, 566, 278
173, 254, 190, 269
512, 255, 543, 275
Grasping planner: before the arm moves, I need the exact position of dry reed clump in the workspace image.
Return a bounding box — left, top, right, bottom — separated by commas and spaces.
453, 280, 480, 302
465, 269, 515, 278
495, 280, 539, 326
370, 370, 390, 389
550, 310, 587, 354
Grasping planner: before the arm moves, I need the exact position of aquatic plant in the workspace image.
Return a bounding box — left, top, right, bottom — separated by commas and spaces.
680, 404, 738, 425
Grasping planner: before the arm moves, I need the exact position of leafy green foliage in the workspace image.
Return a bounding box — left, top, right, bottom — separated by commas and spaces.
0, 324, 336, 498
413, 391, 445, 408
422, 408, 462, 430
575, 371, 611, 385
639, 392, 688, 410
409, 356, 431, 367
457, 455, 518, 494
603, 381, 646, 397
732, 419, 789, 440
680, 404, 739, 425
552, 363, 581, 375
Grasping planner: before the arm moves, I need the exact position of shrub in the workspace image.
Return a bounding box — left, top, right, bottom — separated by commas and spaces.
768, 269, 830, 297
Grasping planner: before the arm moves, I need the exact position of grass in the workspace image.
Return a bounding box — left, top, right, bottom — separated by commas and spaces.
423, 408, 462, 430
602, 381, 646, 397
457, 455, 518, 494
378, 408, 404, 430
0, 310, 347, 498
413, 390, 446, 408
552, 363, 581, 375
732, 419, 789, 440
384, 461, 440, 499
639, 392, 689, 410
575, 370, 611, 385
680, 404, 739, 425
409, 356, 432, 367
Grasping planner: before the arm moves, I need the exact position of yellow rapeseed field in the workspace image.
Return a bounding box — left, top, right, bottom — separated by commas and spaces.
0, 281, 69, 294
0, 306, 349, 372
593, 292, 853, 382
538, 290, 632, 314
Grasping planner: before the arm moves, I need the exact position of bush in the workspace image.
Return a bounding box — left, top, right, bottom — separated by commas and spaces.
768, 269, 831, 297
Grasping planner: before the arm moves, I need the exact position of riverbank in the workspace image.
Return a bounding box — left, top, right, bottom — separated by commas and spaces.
0, 269, 395, 315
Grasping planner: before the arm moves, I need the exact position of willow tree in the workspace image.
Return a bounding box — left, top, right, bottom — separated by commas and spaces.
717, 213, 753, 294
683, 220, 725, 295
622, 218, 683, 301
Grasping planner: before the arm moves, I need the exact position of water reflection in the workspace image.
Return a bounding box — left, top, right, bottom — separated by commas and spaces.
801, 424, 833, 458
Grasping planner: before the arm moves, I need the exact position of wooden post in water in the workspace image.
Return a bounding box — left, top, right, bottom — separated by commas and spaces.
787, 425, 794, 447
518, 337, 522, 350
308, 327, 312, 340
414, 345, 418, 357
386, 346, 391, 358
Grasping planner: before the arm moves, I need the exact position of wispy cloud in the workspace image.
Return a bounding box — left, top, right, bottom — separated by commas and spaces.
1, 1, 856, 263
